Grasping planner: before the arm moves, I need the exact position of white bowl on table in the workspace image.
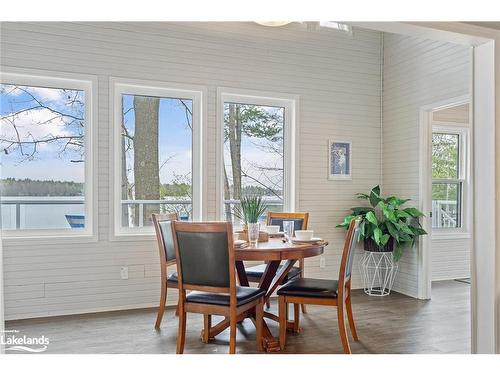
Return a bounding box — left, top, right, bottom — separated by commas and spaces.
265, 225, 280, 234
295, 230, 314, 241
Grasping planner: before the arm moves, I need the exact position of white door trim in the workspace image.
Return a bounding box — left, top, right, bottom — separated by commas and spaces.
470, 41, 496, 354
0, 230, 4, 354
418, 95, 471, 301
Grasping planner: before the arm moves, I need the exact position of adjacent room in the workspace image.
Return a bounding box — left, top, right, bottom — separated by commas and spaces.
0, 21, 494, 355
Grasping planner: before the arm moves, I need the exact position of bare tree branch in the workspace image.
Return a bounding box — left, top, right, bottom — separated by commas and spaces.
159, 154, 176, 172
179, 99, 192, 130
13, 86, 84, 121
240, 168, 282, 200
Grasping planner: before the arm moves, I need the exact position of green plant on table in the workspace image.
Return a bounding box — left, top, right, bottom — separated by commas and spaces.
336, 185, 427, 261
232, 196, 268, 224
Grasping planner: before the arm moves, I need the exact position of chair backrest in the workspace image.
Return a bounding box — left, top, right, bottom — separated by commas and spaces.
267, 212, 309, 232
172, 221, 235, 295
338, 219, 361, 291
152, 213, 179, 266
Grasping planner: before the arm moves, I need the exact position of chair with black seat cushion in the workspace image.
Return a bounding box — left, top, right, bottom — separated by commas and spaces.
277, 219, 361, 353
152, 213, 179, 330
172, 221, 265, 354
245, 212, 309, 312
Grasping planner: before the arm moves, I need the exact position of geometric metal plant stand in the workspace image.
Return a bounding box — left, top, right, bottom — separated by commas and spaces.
359, 251, 398, 296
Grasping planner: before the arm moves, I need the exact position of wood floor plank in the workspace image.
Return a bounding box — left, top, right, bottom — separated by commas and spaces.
4, 280, 470, 354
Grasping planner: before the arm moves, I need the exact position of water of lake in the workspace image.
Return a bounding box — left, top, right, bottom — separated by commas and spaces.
1, 196, 84, 230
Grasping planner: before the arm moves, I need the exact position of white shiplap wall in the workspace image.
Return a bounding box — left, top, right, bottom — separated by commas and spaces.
0, 22, 382, 320
431, 238, 471, 281
382, 33, 471, 297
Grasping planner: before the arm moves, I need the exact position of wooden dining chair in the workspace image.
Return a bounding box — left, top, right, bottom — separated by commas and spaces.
152, 212, 179, 330
277, 219, 361, 354
172, 221, 265, 354
245, 212, 309, 312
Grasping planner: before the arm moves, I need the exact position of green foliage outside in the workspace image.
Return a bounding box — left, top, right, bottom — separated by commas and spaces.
240, 185, 282, 197
160, 183, 191, 198
2, 178, 193, 201
432, 133, 459, 201
0, 178, 84, 196
223, 104, 283, 145
1, 178, 277, 200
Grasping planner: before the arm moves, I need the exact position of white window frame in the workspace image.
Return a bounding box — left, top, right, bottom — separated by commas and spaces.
0, 68, 97, 242
216, 88, 298, 220
431, 123, 471, 239
111, 77, 205, 237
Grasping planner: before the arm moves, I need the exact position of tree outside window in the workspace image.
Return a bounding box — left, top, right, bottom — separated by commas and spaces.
223, 102, 285, 223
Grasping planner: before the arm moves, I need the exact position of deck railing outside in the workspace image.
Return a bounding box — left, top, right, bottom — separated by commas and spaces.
1, 197, 85, 230
432, 199, 458, 228
1, 197, 284, 229
121, 199, 192, 227
222, 199, 284, 223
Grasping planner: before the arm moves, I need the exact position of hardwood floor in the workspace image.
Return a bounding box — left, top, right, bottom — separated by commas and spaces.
5, 280, 470, 354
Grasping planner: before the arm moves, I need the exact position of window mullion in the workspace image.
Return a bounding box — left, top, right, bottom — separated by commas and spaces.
432, 178, 464, 184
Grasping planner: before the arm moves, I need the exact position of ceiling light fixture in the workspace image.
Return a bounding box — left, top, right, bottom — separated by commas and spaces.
254, 21, 292, 27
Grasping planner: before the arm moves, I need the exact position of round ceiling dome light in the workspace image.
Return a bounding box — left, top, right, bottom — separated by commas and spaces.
254, 21, 292, 27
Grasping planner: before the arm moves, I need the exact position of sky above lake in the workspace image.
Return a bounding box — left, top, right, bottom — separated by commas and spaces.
1, 85, 86, 182
0, 85, 194, 185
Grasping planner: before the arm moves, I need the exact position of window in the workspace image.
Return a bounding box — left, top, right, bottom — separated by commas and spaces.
218, 90, 296, 223
0, 71, 95, 236
431, 126, 469, 230
113, 79, 203, 235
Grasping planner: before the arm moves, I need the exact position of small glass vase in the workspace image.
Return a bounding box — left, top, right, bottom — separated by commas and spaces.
247, 222, 260, 245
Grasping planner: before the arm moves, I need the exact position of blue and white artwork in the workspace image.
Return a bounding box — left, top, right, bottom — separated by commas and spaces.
329, 141, 351, 180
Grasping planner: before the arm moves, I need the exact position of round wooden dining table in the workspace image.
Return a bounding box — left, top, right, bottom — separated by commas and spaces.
202, 237, 327, 352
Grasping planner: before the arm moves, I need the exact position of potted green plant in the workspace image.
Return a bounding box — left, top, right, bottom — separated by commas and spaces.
336, 185, 427, 261
233, 196, 268, 244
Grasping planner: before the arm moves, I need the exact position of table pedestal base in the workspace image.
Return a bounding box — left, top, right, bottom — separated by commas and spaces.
199, 259, 298, 352
200, 311, 298, 351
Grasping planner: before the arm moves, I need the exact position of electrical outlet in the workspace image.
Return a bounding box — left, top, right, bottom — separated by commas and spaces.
319, 257, 326, 268
120, 266, 129, 280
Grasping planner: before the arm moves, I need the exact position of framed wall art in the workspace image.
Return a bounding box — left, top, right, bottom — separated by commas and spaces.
328, 140, 352, 180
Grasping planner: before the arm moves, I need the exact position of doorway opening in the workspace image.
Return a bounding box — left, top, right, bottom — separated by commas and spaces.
420, 98, 472, 351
